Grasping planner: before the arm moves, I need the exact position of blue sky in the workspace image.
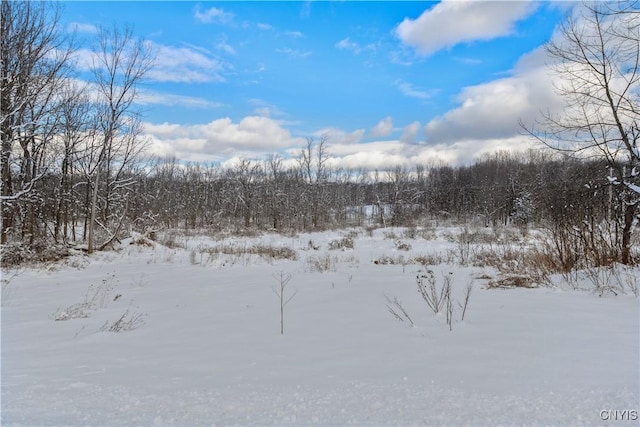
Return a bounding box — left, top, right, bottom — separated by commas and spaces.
62, 1, 570, 168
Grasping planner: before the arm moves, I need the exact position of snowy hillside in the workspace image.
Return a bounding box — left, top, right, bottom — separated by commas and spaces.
2, 227, 638, 426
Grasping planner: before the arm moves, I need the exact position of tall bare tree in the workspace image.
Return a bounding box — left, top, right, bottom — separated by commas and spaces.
86, 25, 154, 253
525, 1, 639, 264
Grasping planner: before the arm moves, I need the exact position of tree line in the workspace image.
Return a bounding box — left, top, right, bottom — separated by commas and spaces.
1, 0, 638, 267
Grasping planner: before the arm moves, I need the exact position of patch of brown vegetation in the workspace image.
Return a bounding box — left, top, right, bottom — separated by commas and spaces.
486, 275, 538, 289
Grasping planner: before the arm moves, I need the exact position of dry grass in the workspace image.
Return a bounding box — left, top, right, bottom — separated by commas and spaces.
154, 230, 186, 249
373, 252, 453, 267
486, 275, 538, 289
470, 244, 554, 286
197, 243, 298, 263
412, 253, 449, 266
99, 309, 146, 333
50, 274, 119, 321
582, 264, 640, 297
385, 295, 414, 326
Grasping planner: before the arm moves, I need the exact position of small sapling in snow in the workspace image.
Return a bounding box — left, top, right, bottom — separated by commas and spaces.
272, 271, 297, 335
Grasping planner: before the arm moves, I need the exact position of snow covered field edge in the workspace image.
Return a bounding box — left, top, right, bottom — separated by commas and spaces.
2, 227, 638, 426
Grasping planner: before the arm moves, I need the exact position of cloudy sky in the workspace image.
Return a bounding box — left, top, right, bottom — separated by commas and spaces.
62, 1, 570, 169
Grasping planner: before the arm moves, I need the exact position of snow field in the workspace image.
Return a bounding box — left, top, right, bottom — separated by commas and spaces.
2, 227, 638, 426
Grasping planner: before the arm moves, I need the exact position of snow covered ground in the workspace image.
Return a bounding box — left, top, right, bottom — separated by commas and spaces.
2, 227, 638, 426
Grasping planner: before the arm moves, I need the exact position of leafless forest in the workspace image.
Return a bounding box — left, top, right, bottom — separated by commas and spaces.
1, 1, 638, 273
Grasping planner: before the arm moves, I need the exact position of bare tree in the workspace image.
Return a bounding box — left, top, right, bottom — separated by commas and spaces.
299, 137, 315, 185
265, 154, 285, 230
226, 159, 262, 229
0, 0, 73, 243
524, 1, 639, 264
386, 165, 410, 226
86, 25, 154, 253
296, 135, 330, 229
54, 81, 94, 243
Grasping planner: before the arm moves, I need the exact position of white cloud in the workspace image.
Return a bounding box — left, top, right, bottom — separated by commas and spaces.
395, 1, 537, 56
276, 48, 312, 59
71, 42, 226, 84
216, 38, 236, 55
422, 137, 537, 166
285, 31, 304, 38
143, 118, 537, 169
400, 121, 421, 144
70, 48, 95, 72
314, 128, 365, 146
147, 42, 226, 83
253, 108, 271, 117
336, 38, 378, 56
299, 44, 568, 170
389, 49, 415, 66
336, 37, 361, 54
257, 23, 274, 30
323, 135, 537, 171
143, 116, 305, 162
141, 41, 571, 169
194, 5, 234, 24
424, 48, 562, 143
248, 98, 289, 119
138, 91, 225, 109
455, 57, 483, 65
327, 141, 408, 171
394, 80, 431, 100
370, 117, 393, 137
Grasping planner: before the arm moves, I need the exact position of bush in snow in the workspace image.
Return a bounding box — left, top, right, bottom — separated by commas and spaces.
416, 270, 450, 315
328, 234, 355, 250
1, 240, 71, 268
306, 253, 338, 273
383, 230, 398, 240
394, 240, 412, 251
415, 271, 472, 331
0, 242, 29, 267
306, 239, 320, 250
471, 243, 553, 286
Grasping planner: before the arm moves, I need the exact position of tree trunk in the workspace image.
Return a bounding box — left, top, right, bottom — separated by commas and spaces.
621, 202, 635, 265
0, 129, 12, 244
87, 167, 100, 253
